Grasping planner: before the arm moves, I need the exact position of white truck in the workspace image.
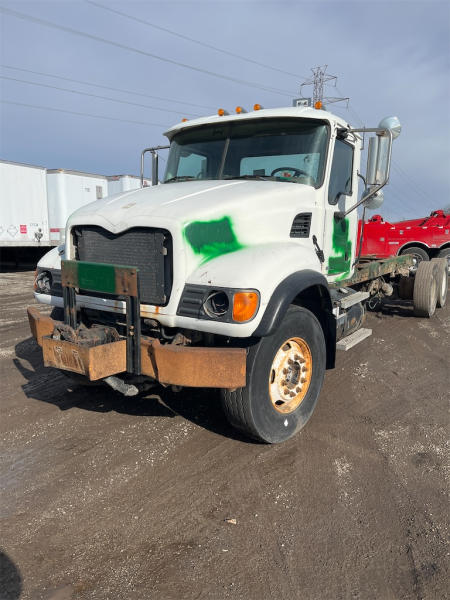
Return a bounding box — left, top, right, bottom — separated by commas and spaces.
28, 104, 448, 443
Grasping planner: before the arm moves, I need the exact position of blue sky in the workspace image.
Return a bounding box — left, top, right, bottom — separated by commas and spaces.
1, 0, 449, 221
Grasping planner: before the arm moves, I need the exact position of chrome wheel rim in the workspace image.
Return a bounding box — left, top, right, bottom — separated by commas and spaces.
268, 337, 312, 414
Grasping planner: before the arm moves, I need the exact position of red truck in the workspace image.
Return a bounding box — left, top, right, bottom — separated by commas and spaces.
358, 209, 450, 268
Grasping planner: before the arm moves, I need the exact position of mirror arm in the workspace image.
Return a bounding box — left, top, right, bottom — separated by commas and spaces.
335, 129, 393, 220
140, 145, 170, 187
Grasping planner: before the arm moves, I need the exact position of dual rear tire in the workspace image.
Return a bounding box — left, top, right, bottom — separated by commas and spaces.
413, 259, 447, 316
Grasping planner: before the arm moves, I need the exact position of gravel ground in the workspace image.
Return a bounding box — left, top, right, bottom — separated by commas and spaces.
0, 271, 449, 600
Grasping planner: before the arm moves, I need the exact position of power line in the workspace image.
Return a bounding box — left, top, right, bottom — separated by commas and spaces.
1, 75, 202, 117
85, 0, 309, 80
1, 64, 216, 111
0, 5, 295, 97
1, 99, 166, 128
391, 161, 432, 204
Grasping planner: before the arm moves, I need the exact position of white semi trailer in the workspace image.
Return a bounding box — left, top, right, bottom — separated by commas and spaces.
0, 163, 148, 256
107, 174, 151, 195
29, 104, 448, 443
0, 160, 49, 247
46, 169, 109, 245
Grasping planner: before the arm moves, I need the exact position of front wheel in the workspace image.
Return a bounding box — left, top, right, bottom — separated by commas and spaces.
221, 306, 326, 443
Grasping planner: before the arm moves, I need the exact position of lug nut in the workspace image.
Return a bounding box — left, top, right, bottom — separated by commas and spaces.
283, 388, 289, 395
301, 377, 306, 383
289, 391, 296, 397
296, 386, 301, 393
282, 368, 288, 375
294, 354, 300, 360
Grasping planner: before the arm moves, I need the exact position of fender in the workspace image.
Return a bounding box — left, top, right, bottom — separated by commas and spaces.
252, 270, 336, 368
397, 240, 431, 254
253, 269, 331, 335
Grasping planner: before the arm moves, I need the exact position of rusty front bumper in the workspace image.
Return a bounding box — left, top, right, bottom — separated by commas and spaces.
27, 306, 246, 388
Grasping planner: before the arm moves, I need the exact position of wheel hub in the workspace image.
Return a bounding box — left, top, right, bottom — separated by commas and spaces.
269, 337, 312, 414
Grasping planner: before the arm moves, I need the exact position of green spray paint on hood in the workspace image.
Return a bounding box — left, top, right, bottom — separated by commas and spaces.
328, 217, 352, 280
183, 216, 244, 264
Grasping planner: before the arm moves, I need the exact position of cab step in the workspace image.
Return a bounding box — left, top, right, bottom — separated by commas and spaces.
336, 328, 372, 351
338, 290, 370, 309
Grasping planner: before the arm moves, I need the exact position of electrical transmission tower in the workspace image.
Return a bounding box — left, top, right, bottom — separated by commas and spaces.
294, 65, 349, 109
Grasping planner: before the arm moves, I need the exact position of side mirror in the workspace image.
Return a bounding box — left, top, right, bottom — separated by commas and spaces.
366, 135, 390, 186
366, 116, 401, 186
363, 189, 384, 210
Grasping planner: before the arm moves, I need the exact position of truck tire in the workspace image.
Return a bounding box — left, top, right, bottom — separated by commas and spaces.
221, 306, 326, 443
400, 246, 429, 270
413, 262, 438, 317
398, 275, 414, 300
437, 247, 450, 271
431, 258, 448, 307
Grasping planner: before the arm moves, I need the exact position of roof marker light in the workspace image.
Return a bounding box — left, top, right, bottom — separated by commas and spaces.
218, 108, 229, 116
253, 103, 263, 111
181, 118, 188, 122
235, 106, 247, 114
314, 101, 323, 110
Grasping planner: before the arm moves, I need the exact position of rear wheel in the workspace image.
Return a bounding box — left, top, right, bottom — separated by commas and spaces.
431, 258, 448, 308
400, 246, 429, 271
221, 306, 326, 443
437, 247, 450, 271
413, 262, 438, 317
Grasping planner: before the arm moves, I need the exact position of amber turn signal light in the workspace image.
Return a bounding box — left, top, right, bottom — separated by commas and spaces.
232, 291, 259, 322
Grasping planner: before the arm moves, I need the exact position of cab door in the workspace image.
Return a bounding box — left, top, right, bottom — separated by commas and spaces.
322, 136, 359, 283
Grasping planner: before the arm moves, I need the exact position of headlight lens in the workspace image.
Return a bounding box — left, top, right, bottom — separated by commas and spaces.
35, 270, 52, 294
203, 291, 229, 318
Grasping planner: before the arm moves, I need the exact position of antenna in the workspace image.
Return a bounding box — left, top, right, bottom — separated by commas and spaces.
294, 65, 349, 109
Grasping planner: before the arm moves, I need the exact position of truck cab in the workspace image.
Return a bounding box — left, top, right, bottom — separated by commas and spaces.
30, 105, 421, 444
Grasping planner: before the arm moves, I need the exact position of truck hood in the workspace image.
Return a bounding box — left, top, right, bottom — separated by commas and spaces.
67, 179, 318, 237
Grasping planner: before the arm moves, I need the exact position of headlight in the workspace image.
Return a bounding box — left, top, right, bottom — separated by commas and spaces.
35, 270, 52, 294
203, 291, 229, 318
177, 285, 260, 323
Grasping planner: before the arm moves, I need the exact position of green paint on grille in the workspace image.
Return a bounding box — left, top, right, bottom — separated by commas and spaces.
184, 216, 244, 264
328, 217, 352, 278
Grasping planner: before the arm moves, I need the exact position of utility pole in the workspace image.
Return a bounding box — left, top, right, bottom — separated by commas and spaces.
293, 65, 349, 109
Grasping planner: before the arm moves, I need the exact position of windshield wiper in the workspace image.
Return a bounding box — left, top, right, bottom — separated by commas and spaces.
164, 175, 195, 183
223, 174, 269, 181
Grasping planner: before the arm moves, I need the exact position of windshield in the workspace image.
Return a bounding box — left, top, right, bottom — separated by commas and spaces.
164, 118, 329, 187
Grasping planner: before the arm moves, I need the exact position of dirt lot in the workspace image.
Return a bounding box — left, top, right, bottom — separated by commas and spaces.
0, 271, 449, 600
